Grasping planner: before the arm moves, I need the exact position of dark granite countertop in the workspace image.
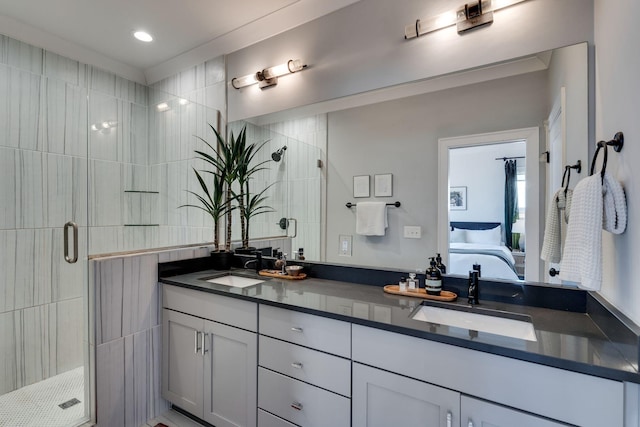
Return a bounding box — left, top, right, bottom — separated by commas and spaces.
160, 268, 640, 383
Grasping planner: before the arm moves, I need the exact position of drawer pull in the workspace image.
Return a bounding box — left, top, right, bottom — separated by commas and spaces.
446, 411, 452, 427
468, 420, 474, 427
291, 362, 303, 369
291, 402, 303, 411
290, 327, 304, 333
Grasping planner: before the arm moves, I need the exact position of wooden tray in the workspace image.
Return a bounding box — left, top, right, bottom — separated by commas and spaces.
259, 269, 307, 280
383, 285, 457, 301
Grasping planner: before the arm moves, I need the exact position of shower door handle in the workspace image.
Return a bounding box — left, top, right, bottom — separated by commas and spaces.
64, 221, 79, 264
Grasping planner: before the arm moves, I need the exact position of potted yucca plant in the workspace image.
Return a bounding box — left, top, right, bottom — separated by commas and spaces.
183, 123, 275, 265
232, 126, 274, 252
181, 124, 238, 269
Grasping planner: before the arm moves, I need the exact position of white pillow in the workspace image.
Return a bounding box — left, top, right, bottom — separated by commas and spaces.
450, 228, 467, 243
466, 226, 501, 245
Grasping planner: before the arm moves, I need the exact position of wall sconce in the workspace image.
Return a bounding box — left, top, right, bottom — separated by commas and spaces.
404, 0, 530, 39
232, 59, 307, 90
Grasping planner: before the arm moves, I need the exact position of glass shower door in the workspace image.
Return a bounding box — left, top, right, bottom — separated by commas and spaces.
0, 51, 90, 426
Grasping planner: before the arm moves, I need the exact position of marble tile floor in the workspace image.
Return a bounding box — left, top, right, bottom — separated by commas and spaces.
145, 409, 207, 427
0, 367, 86, 427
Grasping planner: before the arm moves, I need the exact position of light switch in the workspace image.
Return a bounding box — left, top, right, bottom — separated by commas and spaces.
404, 226, 422, 239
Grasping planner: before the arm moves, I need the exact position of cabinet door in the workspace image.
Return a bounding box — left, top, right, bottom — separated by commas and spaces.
162, 309, 204, 417
353, 363, 459, 427
203, 320, 257, 427
461, 396, 569, 427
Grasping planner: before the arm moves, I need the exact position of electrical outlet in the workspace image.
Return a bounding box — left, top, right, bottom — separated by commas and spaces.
339, 234, 352, 256
404, 226, 422, 239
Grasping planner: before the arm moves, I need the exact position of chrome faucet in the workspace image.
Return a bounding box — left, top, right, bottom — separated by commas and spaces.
468, 270, 479, 305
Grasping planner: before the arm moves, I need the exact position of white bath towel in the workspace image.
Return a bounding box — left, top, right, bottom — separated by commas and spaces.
541, 188, 573, 263
356, 202, 388, 236
560, 174, 603, 290
602, 172, 627, 234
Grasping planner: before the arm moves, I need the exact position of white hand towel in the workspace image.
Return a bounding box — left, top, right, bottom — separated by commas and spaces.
356, 202, 388, 236
602, 172, 627, 234
541, 188, 573, 263
560, 174, 603, 290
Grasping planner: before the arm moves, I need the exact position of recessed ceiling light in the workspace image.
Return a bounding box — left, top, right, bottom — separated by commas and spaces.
133, 31, 153, 42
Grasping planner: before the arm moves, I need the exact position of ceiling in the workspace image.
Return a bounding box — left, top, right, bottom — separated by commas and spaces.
0, 0, 359, 83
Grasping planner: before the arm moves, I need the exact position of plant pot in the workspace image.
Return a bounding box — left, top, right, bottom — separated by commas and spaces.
235, 246, 257, 255
210, 251, 233, 270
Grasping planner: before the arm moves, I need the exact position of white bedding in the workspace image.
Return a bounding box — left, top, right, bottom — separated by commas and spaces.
449, 243, 520, 281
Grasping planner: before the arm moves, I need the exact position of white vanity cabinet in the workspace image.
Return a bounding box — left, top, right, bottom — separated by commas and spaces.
162, 285, 257, 427
257, 305, 351, 427
461, 396, 568, 427
353, 362, 459, 427
352, 324, 624, 427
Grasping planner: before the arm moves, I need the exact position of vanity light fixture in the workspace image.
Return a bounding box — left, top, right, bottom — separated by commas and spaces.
232, 59, 307, 90
404, 0, 530, 39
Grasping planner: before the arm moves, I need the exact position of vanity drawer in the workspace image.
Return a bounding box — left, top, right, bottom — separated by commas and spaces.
259, 304, 350, 357
258, 409, 297, 427
163, 284, 257, 331
258, 368, 350, 427
259, 335, 351, 396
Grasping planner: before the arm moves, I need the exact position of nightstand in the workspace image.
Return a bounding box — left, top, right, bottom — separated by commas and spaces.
512, 251, 525, 277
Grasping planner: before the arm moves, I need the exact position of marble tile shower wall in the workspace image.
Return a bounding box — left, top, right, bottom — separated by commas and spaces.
268, 115, 327, 261
146, 56, 227, 251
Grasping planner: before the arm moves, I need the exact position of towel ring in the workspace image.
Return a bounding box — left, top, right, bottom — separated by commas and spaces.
590, 141, 609, 183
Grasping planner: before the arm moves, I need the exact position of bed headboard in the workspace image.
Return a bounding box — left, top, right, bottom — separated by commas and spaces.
450, 221, 501, 231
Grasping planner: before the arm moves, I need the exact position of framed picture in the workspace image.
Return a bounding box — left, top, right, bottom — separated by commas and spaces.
450, 186, 467, 210
374, 173, 393, 197
353, 175, 370, 198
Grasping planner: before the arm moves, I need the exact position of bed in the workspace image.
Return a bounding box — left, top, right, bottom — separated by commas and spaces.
448, 221, 521, 281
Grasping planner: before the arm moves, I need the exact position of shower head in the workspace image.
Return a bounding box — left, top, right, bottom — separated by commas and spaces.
271, 146, 287, 162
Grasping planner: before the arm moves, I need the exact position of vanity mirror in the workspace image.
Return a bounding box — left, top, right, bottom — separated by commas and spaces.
232, 41, 589, 285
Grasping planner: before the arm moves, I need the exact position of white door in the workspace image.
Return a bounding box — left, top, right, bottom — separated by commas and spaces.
545, 88, 566, 284
203, 320, 257, 427
162, 309, 205, 417
352, 363, 459, 427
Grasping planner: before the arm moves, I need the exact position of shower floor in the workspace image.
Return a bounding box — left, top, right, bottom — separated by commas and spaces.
0, 367, 86, 427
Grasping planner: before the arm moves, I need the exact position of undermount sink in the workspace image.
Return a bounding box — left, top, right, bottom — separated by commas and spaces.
203, 274, 265, 288
411, 302, 537, 342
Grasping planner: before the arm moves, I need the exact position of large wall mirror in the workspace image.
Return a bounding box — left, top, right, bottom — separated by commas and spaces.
232, 41, 588, 285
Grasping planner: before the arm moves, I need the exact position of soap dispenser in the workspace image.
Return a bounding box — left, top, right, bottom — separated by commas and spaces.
425, 257, 442, 296
435, 253, 447, 274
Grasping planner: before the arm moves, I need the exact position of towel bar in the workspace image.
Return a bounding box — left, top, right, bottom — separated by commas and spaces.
346, 201, 401, 208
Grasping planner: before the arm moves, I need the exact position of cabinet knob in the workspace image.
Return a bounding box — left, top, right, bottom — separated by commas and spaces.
291, 362, 303, 369
291, 402, 303, 411
290, 327, 304, 333
468, 420, 474, 427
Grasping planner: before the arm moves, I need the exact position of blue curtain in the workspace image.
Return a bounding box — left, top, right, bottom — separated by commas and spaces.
504, 160, 518, 250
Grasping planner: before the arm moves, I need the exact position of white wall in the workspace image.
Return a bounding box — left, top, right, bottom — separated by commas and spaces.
595, 0, 640, 324
547, 42, 590, 188
325, 72, 547, 269
449, 142, 526, 224
227, 0, 593, 121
